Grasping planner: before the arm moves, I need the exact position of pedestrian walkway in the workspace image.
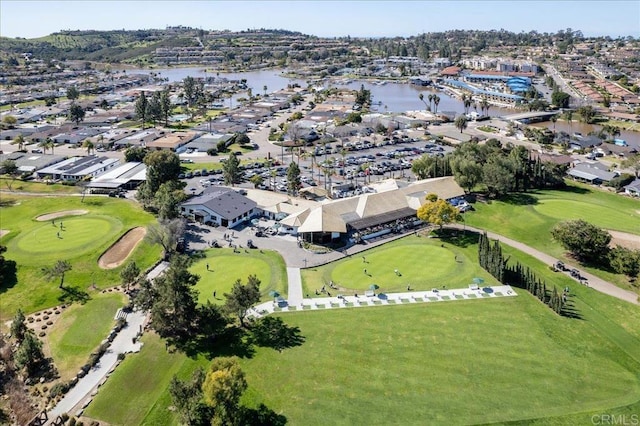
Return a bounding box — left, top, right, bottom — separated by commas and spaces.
286, 267, 303, 306
249, 285, 516, 318
47, 310, 146, 420
45, 261, 170, 423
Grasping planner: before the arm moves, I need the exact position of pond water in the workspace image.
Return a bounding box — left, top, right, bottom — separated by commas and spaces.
129, 66, 639, 146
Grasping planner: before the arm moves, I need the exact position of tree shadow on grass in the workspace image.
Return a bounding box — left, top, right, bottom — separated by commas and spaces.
180, 325, 256, 360
560, 184, 591, 195
238, 404, 287, 426
437, 229, 479, 248
0, 259, 18, 294
499, 192, 539, 206
248, 316, 305, 352
57, 285, 90, 304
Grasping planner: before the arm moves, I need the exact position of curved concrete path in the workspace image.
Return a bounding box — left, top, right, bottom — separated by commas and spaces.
449, 224, 639, 305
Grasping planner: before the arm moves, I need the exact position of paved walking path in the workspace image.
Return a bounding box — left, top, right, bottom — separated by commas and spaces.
449, 225, 639, 305
47, 310, 146, 420
45, 261, 169, 423
286, 267, 303, 306
248, 285, 517, 317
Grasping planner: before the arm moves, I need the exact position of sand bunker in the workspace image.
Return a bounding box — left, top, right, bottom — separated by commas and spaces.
0, 230, 9, 238
98, 227, 147, 269
609, 230, 640, 251
36, 210, 88, 221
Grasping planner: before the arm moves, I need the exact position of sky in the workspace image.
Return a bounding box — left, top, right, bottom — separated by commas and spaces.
1, 1, 639, 39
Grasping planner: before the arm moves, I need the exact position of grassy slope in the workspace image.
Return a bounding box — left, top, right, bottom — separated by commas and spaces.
464, 182, 640, 290
85, 235, 640, 425
0, 196, 161, 320
47, 292, 126, 380
191, 248, 288, 305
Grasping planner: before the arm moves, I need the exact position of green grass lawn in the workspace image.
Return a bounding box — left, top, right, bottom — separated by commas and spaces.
464, 182, 640, 291
0, 178, 80, 194
47, 292, 126, 380
84, 332, 207, 426
0, 196, 161, 321
191, 248, 287, 305
85, 290, 640, 425
302, 233, 497, 296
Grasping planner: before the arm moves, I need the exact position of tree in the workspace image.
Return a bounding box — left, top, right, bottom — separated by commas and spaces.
124, 146, 149, 162
120, 261, 141, 291
576, 105, 596, 124
155, 180, 188, 220
145, 218, 186, 258
66, 86, 80, 103
450, 157, 482, 193
249, 174, 264, 188
551, 220, 611, 264
1, 160, 20, 191
2, 115, 17, 128
482, 157, 514, 197
69, 104, 85, 125
608, 246, 640, 280
416, 194, 461, 230
15, 332, 45, 377
143, 150, 181, 193
621, 154, 640, 178
147, 91, 162, 126
81, 139, 94, 155
183, 76, 196, 107
551, 90, 570, 108
11, 134, 25, 151
43, 260, 72, 288
286, 161, 301, 195
223, 153, 241, 186
160, 88, 172, 127
149, 255, 199, 344
433, 95, 441, 114
224, 275, 261, 327
454, 115, 468, 133
169, 368, 212, 426
135, 91, 148, 129
202, 357, 247, 426
10, 309, 27, 343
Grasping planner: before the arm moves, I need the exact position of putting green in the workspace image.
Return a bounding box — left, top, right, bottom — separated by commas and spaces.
192, 255, 272, 305
11, 215, 121, 264
331, 244, 460, 291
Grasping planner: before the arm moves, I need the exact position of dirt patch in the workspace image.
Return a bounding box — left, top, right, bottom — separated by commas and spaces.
36, 210, 88, 221
98, 227, 147, 269
609, 230, 640, 250
0, 229, 8, 238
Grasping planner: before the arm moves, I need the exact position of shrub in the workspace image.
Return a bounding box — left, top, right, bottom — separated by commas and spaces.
49, 382, 69, 398
117, 352, 126, 361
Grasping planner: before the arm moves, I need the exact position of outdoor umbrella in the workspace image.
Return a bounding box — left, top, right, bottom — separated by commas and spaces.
369, 284, 380, 290
472, 277, 485, 285
269, 290, 280, 298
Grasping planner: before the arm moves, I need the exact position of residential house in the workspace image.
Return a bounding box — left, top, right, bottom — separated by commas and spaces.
623, 179, 640, 197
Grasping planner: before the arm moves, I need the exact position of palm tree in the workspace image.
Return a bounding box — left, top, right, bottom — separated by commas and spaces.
39, 137, 54, 155
263, 85, 268, 96
82, 139, 95, 155
463, 97, 472, 115
565, 110, 573, 130
12, 134, 25, 151
480, 97, 490, 116
454, 115, 468, 133
433, 95, 441, 114
419, 93, 428, 112
550, 115, 558, 133
428, 94, 434, 111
